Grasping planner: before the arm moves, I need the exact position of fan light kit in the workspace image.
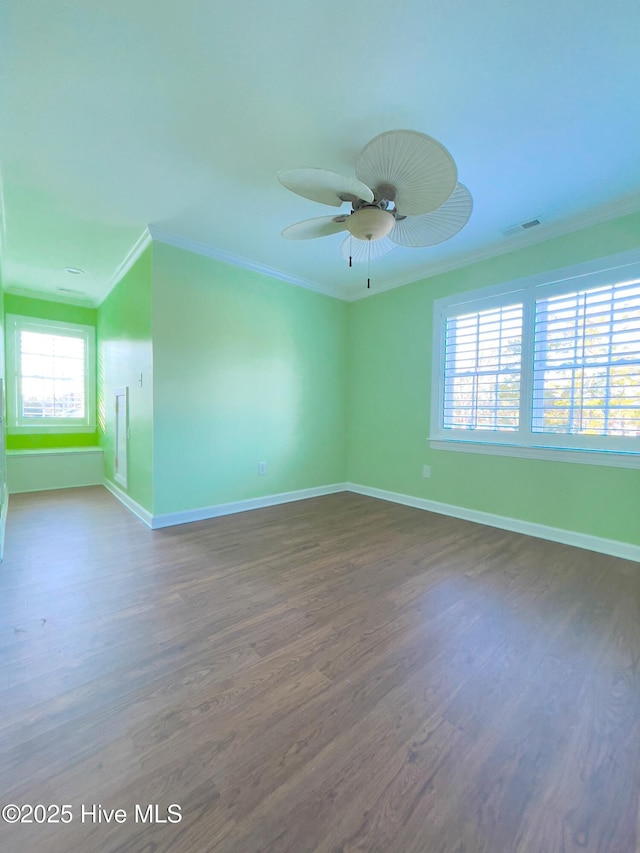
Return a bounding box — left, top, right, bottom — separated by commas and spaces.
345, 208, 395, 241
278, 129, 472, 289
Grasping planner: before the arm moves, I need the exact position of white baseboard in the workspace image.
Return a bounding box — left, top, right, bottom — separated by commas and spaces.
103, 479, 154, 528
150, 483, 348, 529
103, 475, 639, 563
0, 493, 8, 562
346, 483, 640, 563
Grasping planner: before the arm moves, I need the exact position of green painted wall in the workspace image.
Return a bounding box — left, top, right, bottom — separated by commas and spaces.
348, 211, 640, 547
0, 290, 5, 398
151, 242, 348, 515
0, 292, 5, 383
3, 294, 96, 326
0, 286, 5, 518
3, 294, 98, 449
8, 432, 99, 449
4, 210, 636, 550
97, 247, 153, 512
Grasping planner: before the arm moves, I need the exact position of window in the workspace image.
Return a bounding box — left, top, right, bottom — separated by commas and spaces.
443, 304, 523, 432
431, 251, 640, 465
6, 315, 96, 433
532, 283, 639, 438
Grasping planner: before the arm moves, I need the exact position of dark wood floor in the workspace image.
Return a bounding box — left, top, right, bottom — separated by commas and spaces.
1, 487, 639, 852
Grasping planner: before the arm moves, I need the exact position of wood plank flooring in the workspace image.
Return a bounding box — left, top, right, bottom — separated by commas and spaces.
1, 486, 639, 852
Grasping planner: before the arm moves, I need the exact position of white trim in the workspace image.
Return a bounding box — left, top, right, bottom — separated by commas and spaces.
0, 494, 8, 562
113, 196, 640, 306
105, 481, 347, 529
6, 314, 97, 434
430, 249, 640, 456
0, 165, 6, 263
113, 386, 129, 489
106, 228, 152, 296
2, 286, 96, 308
429, 439, 640, 469
432, 247, 640, 313
103, 479, 153, 528
6, 447, 103, 457
148, 226, 339, 299
346, 483, 640, 563
102, 478, 639, 563
5, 228, 151, 310
150, 483, 348, 529
347, 192, 640, 301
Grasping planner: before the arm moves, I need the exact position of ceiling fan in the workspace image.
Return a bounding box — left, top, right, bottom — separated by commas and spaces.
278, 130, 473, 287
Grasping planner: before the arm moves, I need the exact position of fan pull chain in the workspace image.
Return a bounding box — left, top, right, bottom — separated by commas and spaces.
367, 239, 371, 289
348, 234, 353, 267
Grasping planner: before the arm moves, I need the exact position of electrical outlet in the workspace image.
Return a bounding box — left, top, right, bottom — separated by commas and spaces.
422, 465, 431, 478
258, 462, 267, 475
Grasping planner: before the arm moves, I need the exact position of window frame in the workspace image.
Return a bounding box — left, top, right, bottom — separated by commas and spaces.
6, 314, 96, 434
430, 249, 640, 468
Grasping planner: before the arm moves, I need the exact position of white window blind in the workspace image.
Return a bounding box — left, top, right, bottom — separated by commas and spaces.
20, 330, 86, 420
431, 251, 640, 465
6, 315, 96, 434
533, 280, 640, 437
443, 304, 523, 432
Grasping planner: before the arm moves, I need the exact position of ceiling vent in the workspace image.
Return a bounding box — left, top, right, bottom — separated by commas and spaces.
502, 217, 543, 237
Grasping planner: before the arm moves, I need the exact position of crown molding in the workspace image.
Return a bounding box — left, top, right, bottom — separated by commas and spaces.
345, 191, 640, 301
148, 225, 340, 299
3, 285, 96, 308
106, 228, 152, 298
0, 169, 6, 275
1, 229, 151, 308
104, 193, 640, 307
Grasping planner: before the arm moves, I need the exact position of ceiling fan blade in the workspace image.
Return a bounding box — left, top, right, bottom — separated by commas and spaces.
281, 215, 349, 240
278, 168, 374, 207
356, 130, 457, 216
340, 234, 397, 263
388, 184, 473, 247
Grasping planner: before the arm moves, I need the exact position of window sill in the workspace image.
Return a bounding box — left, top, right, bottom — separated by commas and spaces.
6, 447, 103, 457
429, 439, 640, 469
7, 425, 96, 435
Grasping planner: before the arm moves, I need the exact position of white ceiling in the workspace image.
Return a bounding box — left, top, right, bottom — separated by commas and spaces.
2, 0, 640, 305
